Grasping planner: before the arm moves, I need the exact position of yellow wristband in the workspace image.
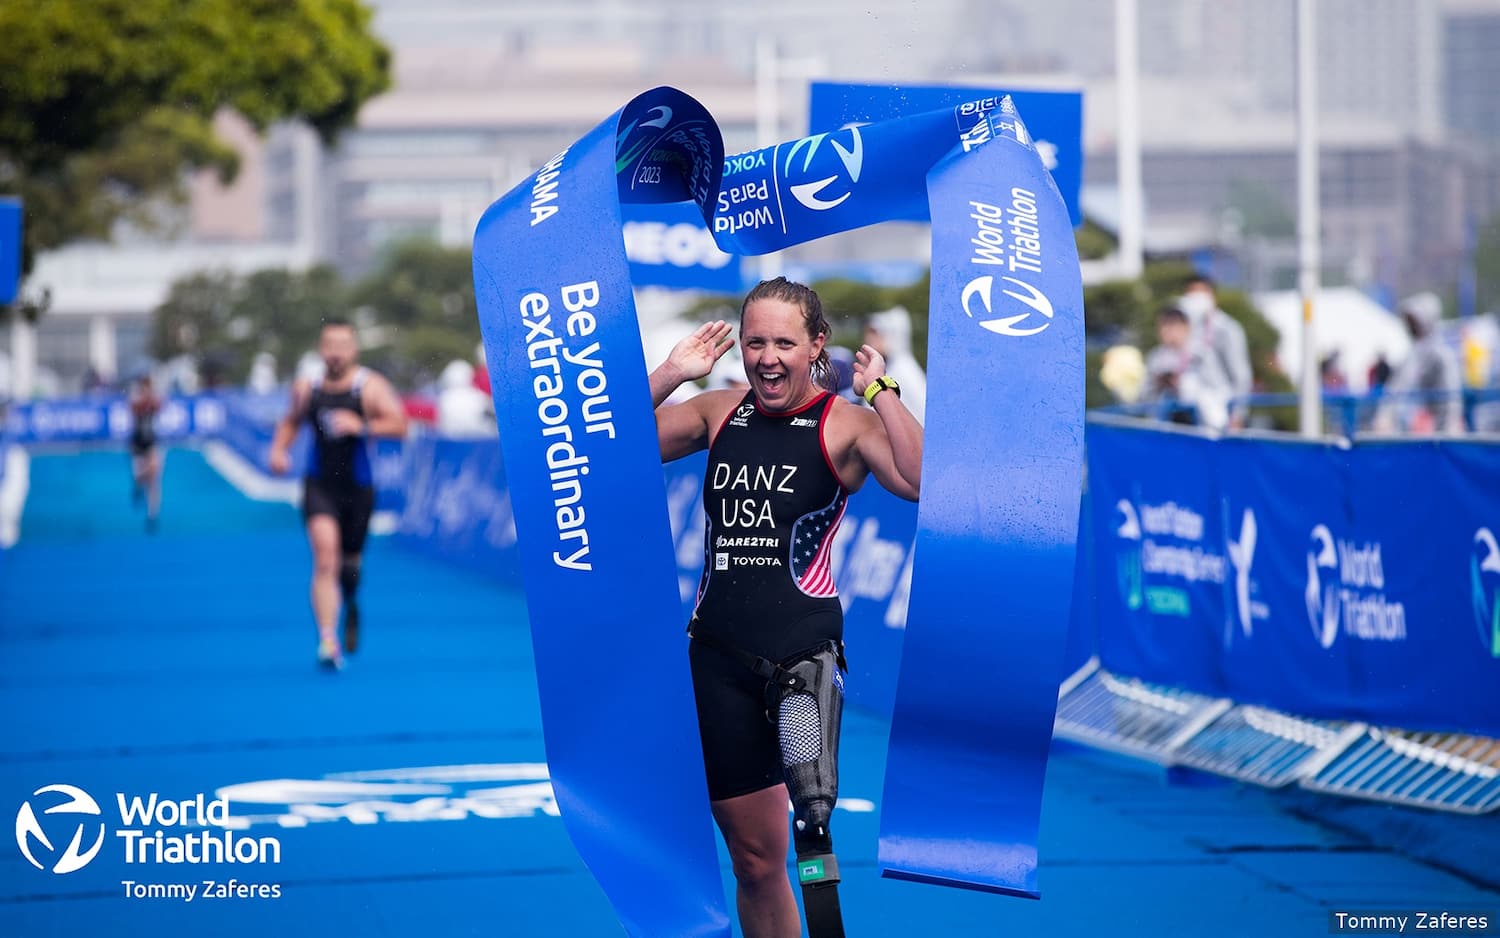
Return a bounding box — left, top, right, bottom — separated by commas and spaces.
863, 376, 900, 405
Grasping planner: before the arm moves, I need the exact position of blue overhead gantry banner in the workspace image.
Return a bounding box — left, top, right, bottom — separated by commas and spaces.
1087, 421, 1500, 738
620, 200, 742, 292
472, 88, 1085, 929
808, 81, 1084, 226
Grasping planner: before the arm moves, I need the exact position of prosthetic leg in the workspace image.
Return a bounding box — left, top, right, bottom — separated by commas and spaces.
768, 643, 847, 938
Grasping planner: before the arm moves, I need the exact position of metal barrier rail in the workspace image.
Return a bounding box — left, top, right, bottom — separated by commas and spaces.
1053, 658, 1229, 762
1300, 728, 1500, 815
1169, 705, 1361, 789
1096, 387, 1500, 437
1054, 660, 1499, 815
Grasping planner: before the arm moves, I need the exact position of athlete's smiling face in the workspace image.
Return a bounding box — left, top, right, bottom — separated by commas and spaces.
741, 298, 825, 413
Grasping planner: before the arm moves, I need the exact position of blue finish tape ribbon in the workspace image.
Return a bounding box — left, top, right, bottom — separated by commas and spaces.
472, 88, 731, 938
876, 102, 1085, 898
472, 88, 1083, 931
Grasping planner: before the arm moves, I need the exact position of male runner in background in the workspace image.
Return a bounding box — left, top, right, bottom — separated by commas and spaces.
270, 319, 407, 670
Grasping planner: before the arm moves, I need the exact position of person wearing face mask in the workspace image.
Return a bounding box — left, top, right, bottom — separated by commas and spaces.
1145, 303, 1232, 428
1373, 292, 1465, 434
1179, 275, 1252, 428
649, 277, 922, 938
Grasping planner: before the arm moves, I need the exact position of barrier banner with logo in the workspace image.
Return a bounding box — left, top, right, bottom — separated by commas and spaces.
1334, 441, 1498, 734
394, 435, 519, 584
473, 86, 1084, 919
1085, 425, 1228, 691
878, 105, 1083, 898
1214, 436, 1355, 716
4, 396, 213, 447
1087, 420, 1500, 737
807, 82, 1084, 226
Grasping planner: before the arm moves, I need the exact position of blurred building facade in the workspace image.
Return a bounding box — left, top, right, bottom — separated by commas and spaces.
9, 0, 1500, 395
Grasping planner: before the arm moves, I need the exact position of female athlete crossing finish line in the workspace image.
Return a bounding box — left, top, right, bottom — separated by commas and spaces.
651, 278, 922, 938
473, 84, 1082, 938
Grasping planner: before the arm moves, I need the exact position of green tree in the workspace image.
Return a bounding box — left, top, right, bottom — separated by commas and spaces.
234, 266, 349, 375
1074, 220, 1116, 262
0, 0, 390, 298
1221, 179, 1296, 239
151, 270, 240, 365
1083, 260, 1295, 428
151, 265, 348, 383
349, 240, 481, 388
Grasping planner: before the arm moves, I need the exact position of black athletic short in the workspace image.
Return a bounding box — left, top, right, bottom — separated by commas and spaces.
689, 637, 784, 802
302, 477, 376, 555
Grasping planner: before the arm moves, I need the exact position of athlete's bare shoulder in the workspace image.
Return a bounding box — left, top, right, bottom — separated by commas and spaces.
822, 393, 878, 440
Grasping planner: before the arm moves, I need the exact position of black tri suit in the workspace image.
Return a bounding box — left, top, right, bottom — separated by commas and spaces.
301, 369, 376, 554
689, 391, 849, 800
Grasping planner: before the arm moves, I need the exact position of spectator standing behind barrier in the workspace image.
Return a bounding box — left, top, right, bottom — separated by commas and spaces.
1374, 292, 1465, 434
1179, 275, 1252, 428
1320, 352, 1349, 392
1368, 353, 1393, 393
436, 359, 495, 438
863, 306, 927, 425
1145, 305, 1232, 429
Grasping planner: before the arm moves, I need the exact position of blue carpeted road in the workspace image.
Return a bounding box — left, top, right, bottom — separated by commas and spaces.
2, 448, 1494, 936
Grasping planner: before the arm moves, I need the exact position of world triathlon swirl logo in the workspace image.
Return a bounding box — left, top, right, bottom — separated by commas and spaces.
1304, 525, 1341, 649
1472, 528, 1500, 658
783, 127, 863, 212
15, 784, 107, 875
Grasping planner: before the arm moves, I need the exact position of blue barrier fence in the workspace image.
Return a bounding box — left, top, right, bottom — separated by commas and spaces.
8, 396, 1498, 741
1086, 417, 1500, 738
4, 394, 225, 445
3, 392, 406, 515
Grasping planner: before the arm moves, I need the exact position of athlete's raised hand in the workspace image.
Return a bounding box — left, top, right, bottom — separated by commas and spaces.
667, 320, 736, 383
851, 344, 888, 399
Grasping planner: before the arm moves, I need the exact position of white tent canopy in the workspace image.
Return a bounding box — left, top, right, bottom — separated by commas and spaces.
1253, 287, 1412, 394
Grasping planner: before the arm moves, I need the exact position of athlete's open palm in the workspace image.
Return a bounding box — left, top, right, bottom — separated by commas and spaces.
667, 320, 736, 382
852, 344, 888, 398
